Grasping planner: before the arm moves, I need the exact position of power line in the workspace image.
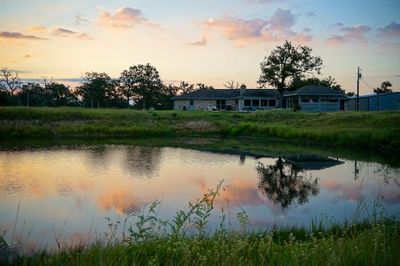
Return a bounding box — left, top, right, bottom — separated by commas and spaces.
361, 79, 375, 89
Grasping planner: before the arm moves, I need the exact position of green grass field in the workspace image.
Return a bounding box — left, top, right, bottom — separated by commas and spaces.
0, 107, 399, 151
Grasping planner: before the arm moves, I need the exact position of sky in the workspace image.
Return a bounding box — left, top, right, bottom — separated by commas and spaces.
0, 0, 399, 94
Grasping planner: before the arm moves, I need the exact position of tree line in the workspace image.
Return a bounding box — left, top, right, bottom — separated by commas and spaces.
0, 64, 215, 109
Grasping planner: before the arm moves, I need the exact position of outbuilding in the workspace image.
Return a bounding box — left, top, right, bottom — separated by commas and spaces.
345, 92, 400, 111
284, 85, 347, 112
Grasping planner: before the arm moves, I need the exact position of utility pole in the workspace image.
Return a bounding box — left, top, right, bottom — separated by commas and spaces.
356, 67, 361, 111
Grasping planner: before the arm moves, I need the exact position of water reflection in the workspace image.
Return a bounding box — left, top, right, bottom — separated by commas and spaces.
257, 157, 319, 209
124, 146, 162, 178
0, 145, 399, 251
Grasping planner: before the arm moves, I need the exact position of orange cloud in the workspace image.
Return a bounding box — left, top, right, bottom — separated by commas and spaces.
99, 190, 142, 215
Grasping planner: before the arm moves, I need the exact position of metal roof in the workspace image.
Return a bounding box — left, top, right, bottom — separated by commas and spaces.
172, 89, 279, 100
348, 91, 400, 99
284, 85, 347, 97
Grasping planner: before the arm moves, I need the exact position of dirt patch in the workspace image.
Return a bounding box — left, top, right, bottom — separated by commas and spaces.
175, 120, 218, 132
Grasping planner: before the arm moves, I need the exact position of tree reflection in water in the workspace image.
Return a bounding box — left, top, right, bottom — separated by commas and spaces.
257, 157, 319, 209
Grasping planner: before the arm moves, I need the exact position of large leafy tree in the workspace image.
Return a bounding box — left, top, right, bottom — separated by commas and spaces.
374, 81, 393, 94
120, 64, 163, 109
45, 82, 78, 106
77, 72, 115, 108
258, 41, 323, 104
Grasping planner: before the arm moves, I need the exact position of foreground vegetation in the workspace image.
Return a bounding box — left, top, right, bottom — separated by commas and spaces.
4, 220, 398, 266
2, 183, 399, 265
1, 107, 399, 151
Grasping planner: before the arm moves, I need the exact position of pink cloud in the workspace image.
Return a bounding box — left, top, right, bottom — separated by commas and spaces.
326, 35, 347, 46
326, 24, 371, 46
27, 26, 93, 40
0, 31, 48, 40
378, 21, 400, 38
204, 8, 312, 46
98, 7, 152, 28
321, 179, 361, 202
74, 15, 90, 25
52, 28, 93, 40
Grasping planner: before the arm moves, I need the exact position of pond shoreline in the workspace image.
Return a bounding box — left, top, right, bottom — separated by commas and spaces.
1, 107, 399, 153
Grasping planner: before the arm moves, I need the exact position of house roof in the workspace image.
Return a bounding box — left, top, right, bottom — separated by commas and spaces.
172, 89, 279, 100
284, 85, 347, 97
348, 91, 400, 99
284, 154, 344, 170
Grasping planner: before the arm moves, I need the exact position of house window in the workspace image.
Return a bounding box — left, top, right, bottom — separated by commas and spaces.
216, 99, 226, 109
301, 97, 309, 103
190, 100, 194, 105
301, 97, 318, 103
261, 100, 268, 106
252, 99, 260, 106
269, 99, 276, 106
244, 99, 251, 106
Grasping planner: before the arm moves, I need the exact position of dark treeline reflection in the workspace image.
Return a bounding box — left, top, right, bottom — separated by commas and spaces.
257, 157, 319, 209
124, 146, 162, 178
84, 146, 162, 178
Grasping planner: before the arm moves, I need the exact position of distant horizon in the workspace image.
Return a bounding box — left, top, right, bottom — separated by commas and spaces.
1, 0, 399, 94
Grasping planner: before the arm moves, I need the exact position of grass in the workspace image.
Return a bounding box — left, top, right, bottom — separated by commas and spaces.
2, 182, 399, 265
0, 107, 399, 151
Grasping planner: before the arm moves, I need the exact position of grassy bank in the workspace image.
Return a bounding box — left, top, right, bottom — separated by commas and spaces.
4, 220, 399, 266
0, 107, 399, 151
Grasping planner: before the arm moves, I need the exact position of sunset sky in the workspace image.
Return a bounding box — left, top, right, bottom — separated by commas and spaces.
1, 0, 399, 94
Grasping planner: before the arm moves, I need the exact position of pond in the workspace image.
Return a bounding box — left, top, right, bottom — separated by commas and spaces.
0, 142, 399, 251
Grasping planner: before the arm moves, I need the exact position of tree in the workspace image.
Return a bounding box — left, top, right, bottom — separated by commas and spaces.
290, 76, 344, 92
45, 82, 78, 106
224, 80, 240, 89
0, 67, 22, 96
258, 41, 323, 106
76, 72, 114, 108
257, 158, 319, 209
195, 83, 215, 91
178, 81, 195, 95
19, 82, 45, 107
119, 64, 164, 109
374, 81, 393, 94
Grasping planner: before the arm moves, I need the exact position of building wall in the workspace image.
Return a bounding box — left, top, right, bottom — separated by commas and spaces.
240, 97, 278, 111
285, 96, 342, 112
346, 92, 400, 111
174, 97, 280, 111
173, 99, 239, 111
300, 102, 340, 112
174, 100, 189, 110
